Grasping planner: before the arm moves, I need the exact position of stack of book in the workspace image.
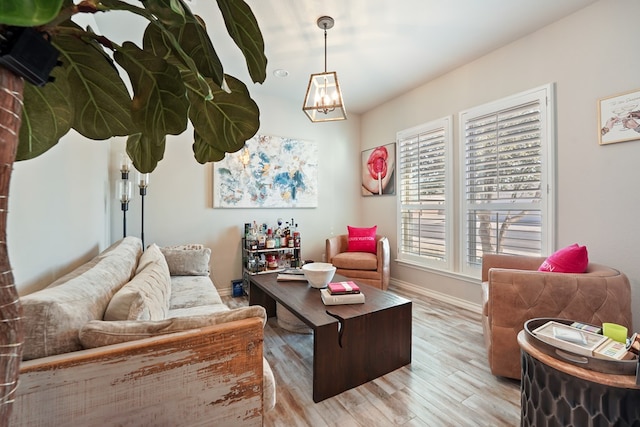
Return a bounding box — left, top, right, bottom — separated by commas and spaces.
533, 320, 634, 360
320, 281, 365, 305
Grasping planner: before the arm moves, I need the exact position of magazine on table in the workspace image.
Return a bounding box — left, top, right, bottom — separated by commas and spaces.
277, 273, 307, 281
281, 268, 304, 275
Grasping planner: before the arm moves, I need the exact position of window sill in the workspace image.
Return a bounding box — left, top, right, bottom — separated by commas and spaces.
395, 258, 480, 285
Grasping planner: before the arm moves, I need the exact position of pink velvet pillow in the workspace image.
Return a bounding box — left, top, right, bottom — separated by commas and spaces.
538, 244, 589, 273
347, 226, 377, 254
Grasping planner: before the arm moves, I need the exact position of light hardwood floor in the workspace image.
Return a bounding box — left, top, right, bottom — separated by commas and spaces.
225, 285, 521, 426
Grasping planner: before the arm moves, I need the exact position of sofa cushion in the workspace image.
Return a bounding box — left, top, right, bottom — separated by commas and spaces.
169, 275, 223, 309
160, 246, 211, 276
347, 225, 377, 254
104, 245, 172, 321
20, 237, 143, 360
331, 251, 377, 271
79, 306, 267, 348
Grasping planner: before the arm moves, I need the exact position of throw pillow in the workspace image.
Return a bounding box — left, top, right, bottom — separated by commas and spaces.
347, 225, 377, 254
538, 243, 589, 273
163, 243, 204, 250
80, 306, 267, 349
160, 246, 211, 276
135, 243, 166, 275
104, 253, 172, 321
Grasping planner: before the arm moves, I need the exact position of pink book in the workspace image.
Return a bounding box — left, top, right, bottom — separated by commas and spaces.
328, 281, 360, 295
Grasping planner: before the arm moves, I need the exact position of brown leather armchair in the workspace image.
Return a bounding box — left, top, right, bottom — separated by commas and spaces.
326, 234, 390, 290
481, 254, 632, 379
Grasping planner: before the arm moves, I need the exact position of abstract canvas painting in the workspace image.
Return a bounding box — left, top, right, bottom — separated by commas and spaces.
213, 134, 318, 208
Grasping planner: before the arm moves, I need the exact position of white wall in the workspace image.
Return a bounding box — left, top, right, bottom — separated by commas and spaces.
361, 0, 640, 328
9, 131, 111, 295
110, 92, 361, 294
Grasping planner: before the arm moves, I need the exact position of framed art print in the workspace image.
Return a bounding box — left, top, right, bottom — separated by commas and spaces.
598, 88, 640, 145
361, 143, 395, 196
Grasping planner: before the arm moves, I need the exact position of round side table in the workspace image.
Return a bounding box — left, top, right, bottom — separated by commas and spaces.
517, 330, 640, 426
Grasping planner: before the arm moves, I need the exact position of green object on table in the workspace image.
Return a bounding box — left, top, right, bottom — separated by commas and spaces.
603, 322, 628, 343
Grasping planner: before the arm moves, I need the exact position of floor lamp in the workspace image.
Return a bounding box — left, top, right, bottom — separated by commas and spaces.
138, 172, 149, 249
118, 156, 132, 238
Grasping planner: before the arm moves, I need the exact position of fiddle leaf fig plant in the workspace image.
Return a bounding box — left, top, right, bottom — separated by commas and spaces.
0, 0, 267, 422
14, 0, 267, 172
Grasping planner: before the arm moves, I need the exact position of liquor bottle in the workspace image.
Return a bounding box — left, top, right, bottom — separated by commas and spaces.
244, 223, 251, 249
258, 228, 266, 250
267, 254, 278, 269
249, 222, 258, 250
294, 223, 300, 248
287, 224, 294, 248
266, 229, 276, 249
274, 228, 281, 248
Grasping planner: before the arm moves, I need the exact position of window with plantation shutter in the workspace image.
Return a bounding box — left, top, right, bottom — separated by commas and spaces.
395, 85, 555, 278
397, 117, 453, 269
460, 85, 555, 275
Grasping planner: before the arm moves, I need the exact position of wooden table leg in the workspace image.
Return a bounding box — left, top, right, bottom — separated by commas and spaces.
313, 303, 412, 402
248, 279, 276, 317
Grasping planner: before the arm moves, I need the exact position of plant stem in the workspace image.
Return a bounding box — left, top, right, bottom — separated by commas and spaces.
0, 66, 25, 426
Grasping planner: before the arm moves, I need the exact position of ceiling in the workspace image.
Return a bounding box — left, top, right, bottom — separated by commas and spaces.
99, 0, 599, 116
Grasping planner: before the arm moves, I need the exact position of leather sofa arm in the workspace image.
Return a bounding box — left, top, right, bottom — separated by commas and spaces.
487, 267, 633, 330
377, 236, 390, 289
326, 235, 348, 263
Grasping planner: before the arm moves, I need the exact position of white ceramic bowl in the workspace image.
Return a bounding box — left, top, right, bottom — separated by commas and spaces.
302, 262, 336, 289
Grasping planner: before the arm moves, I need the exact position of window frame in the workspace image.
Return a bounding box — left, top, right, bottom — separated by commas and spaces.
395, 84, 556, 279
458, 84, 556, 276
396, 116, 453, 271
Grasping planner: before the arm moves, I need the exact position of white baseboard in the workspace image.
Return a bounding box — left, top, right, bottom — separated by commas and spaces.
390, 278, 482, 314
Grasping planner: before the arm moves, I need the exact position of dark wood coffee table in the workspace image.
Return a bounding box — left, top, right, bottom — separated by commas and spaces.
248, 272, 412, 402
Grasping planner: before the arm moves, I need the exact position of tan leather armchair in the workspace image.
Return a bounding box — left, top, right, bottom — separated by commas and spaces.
326, 234, 390, 290
481, 254, 632, 379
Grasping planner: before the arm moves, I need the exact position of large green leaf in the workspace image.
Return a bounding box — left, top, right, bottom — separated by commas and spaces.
126, 133, 166, 173
0, 0, 64, 26
142, 0, 186, 27
52, 22, 136, 139
143, 17, 223, 88
216, 0, 267, 84
193, 131, 225, 163
17, 65, 72, 160
114, 42, 189, 142
188, 74, 259, 164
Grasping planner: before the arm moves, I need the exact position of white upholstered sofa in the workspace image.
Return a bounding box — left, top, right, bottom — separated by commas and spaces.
12, 236, 275, 426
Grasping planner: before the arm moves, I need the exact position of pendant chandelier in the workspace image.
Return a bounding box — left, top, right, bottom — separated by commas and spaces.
302, 16, 347, 122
